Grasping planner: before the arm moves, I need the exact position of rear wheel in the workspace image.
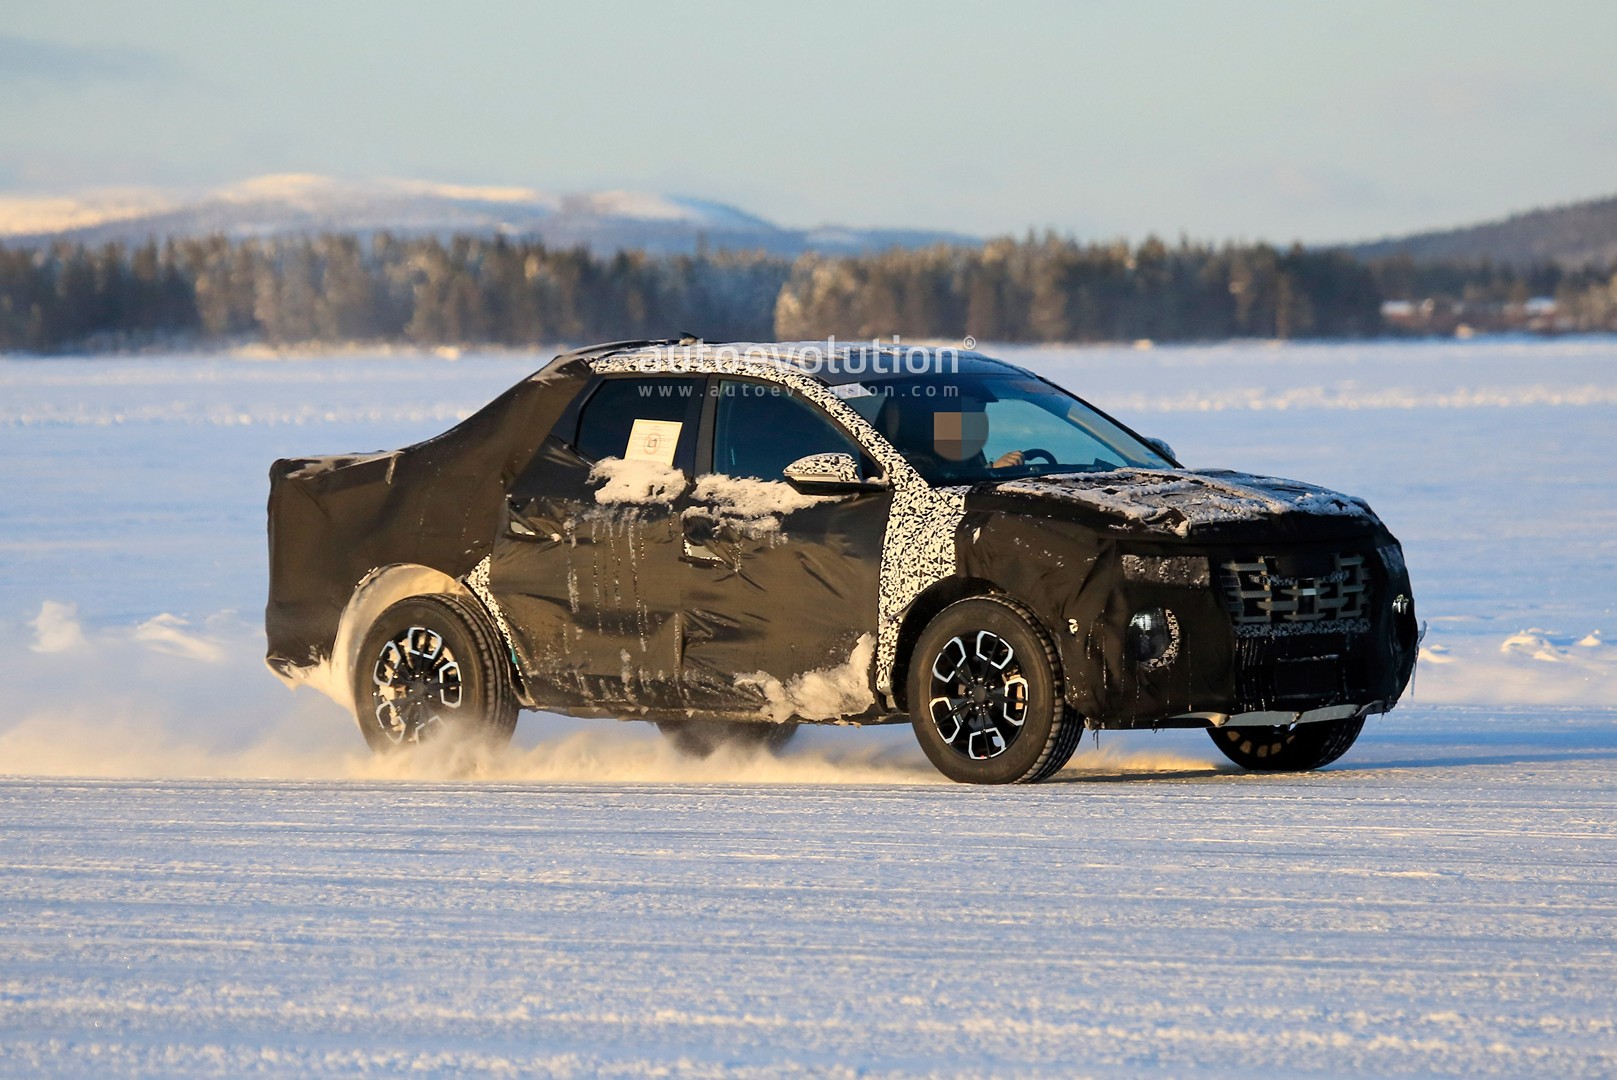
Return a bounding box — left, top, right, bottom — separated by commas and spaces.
1208, 715, 1364, 772
351, 593, 519, 753
656, 719, 798, 758
907, 596, 1081, 784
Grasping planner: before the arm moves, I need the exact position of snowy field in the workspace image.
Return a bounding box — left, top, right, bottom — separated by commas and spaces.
1, 339, 1615, 1076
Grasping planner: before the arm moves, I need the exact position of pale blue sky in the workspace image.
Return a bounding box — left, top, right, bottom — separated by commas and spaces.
2, 0, 1614, 243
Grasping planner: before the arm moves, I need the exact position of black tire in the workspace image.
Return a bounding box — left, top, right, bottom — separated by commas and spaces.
907, 595, 1081, 784
655, 719, 798, 758
1208, 715, 1364, 772
351, 593, 519, 753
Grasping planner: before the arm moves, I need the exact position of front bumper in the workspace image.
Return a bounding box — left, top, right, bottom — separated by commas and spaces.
1066, 537, 1418, 729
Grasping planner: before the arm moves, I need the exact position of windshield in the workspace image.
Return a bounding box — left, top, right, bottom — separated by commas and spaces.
837, 373, 1172, 484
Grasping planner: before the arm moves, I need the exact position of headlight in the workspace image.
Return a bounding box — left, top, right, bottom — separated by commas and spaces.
1392, 593, 1418, 649
1126, 608, 1179, 664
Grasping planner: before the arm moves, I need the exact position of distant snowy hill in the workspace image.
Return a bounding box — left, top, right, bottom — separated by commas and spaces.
0, 174, 974, 257
1344, 191, 1617, 268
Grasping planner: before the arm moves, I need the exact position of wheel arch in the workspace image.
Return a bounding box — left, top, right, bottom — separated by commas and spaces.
322, 564, 478, 713
890, 575, 1006, 713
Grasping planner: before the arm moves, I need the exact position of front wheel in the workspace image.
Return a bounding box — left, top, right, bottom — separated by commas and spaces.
1208, 715, 1364, 772
906, 595, 1082, 784
351, 593, 519, 753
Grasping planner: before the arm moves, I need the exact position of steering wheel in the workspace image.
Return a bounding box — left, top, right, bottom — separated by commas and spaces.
1021, 448, 1057, 465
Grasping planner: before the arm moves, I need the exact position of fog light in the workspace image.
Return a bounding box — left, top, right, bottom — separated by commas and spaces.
1126, 608, 1178, 663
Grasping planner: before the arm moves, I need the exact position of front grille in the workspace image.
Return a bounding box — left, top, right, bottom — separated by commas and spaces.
1218, 552, 1371, 637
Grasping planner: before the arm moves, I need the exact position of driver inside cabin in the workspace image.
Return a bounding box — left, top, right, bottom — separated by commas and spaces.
873, 391, 1026, 476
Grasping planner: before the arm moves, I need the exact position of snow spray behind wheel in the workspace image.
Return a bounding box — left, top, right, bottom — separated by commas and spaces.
3, 601, 1222, 782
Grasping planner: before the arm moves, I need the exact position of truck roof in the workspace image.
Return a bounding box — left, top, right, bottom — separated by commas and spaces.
551, 339, 1029, 386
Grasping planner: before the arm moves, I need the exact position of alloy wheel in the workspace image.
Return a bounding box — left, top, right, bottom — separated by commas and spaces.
369, 625, 463, 744
926, 631, 1030, 760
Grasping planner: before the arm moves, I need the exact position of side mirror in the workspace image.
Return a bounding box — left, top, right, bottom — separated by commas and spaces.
783, 452, 887, 494
1144, 437, 1178, 465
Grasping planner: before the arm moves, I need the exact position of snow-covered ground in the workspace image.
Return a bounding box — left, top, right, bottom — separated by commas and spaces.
1, 339, 1614, 1075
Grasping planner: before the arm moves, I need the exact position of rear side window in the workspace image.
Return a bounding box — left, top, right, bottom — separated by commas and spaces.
712, 380, 862, 481
574, 376, 703, 469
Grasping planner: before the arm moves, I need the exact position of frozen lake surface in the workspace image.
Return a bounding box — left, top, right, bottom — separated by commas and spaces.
3, 706, 1614, 1077
1, 338, 1614, 1075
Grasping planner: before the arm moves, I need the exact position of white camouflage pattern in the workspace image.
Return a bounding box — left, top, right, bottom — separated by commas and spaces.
587, 345, 968, 695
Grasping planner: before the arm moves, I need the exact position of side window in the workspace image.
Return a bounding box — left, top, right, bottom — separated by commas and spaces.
574, 377, 702, 471
712, 380, 862, 480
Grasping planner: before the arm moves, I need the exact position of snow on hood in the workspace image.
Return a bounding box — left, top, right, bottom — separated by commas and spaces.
993, 468, 1372, 537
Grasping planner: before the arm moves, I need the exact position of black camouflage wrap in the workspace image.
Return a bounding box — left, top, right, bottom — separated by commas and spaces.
264, 355, 592, 677
266, 342, 1418, 729
958, 474, 1418, 725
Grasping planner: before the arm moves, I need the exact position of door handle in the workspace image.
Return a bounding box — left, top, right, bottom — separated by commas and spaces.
683, 513, 715, 544
503, 495, 555, 542
679, 510, 730, 567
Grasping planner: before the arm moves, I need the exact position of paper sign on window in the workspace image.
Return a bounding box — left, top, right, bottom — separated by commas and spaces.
624, 419, 682, 466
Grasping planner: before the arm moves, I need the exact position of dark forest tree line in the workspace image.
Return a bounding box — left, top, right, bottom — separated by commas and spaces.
3, 231, 1614, 354
1366, 253, 1617, 333
775, 236, 1384, 342
0, 235, 788, 353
